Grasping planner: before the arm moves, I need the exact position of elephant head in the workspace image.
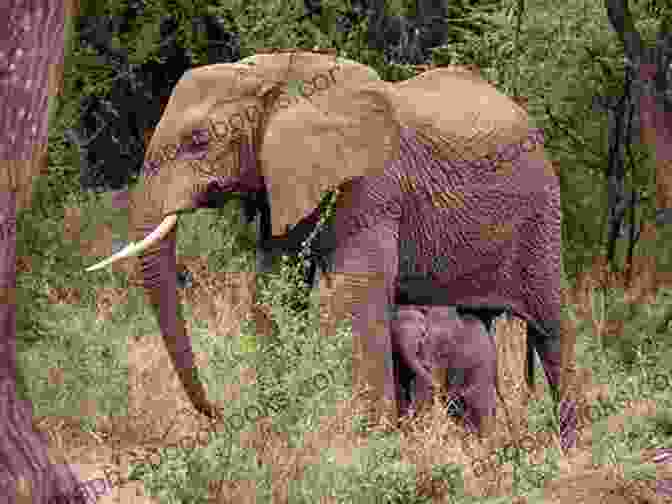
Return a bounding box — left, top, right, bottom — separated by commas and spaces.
85, 50, 402, 418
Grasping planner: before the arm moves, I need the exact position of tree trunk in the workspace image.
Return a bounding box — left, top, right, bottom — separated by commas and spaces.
0, 1, 87, 502
604, 2, 671, 290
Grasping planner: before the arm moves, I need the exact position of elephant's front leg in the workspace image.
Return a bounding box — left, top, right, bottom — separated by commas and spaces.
317, 218, 400, 426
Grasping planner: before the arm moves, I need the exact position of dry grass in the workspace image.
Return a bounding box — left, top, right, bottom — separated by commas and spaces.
27, 208, 672, 502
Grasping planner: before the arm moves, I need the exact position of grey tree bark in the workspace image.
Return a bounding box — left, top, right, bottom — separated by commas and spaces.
604, 0, 672, 319
0, 1, 90, 502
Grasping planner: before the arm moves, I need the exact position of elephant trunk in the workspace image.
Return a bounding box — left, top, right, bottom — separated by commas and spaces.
87, 147, 266, 418
134, 216, 217, 418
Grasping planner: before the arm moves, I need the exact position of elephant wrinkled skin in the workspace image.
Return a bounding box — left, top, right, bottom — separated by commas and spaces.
86, 50, 570, 447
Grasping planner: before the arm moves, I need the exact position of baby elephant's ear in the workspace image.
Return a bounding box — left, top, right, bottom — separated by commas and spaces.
260, 81, 401, 236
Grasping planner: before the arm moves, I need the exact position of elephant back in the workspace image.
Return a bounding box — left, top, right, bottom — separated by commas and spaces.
390, 66, 531, 164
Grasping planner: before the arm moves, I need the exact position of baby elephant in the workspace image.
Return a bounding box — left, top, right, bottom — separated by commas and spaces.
391, 305, 497, 433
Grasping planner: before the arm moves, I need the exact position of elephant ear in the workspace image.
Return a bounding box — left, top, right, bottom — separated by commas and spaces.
260, 81, 401, 236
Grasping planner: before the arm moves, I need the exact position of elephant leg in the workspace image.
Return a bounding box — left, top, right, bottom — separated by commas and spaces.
515, 205, 575, 450
318, 219, 399, 425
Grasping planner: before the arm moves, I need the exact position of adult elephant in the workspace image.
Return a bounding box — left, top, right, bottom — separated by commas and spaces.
86, 50, 573, 447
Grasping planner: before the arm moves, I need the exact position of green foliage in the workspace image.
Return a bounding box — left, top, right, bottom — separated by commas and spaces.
573, 285, 672, 370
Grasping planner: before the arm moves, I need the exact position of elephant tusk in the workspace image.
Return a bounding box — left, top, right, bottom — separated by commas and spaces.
85, 215, 178, 271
